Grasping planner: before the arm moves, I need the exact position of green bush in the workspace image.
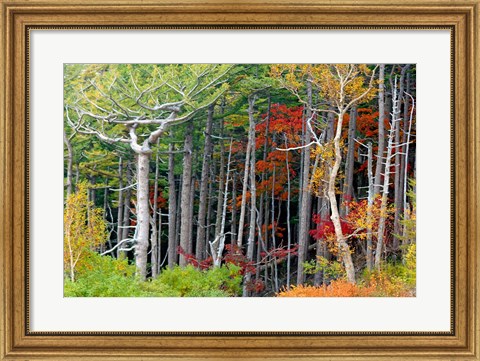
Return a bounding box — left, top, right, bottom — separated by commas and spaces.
359, 244, 416, 297
144, 264, 242, 297
64, 251, 141, 297
302, 256, 346, 282
64, 252, 243, 297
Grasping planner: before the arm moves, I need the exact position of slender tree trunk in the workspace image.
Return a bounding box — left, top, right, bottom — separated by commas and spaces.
179, 122, 194, 266
342, 106, 357, 215
151, 143, 160, 278
167, 143, 177, 268
271, 165, 279, 292
328, 109, 356, 284
157, 208, 162, 275
196, 105, 214, 261
116, 157, 124, 257
375, 77, 401, 269
236, 127, 252, 249
256, 192, 265, 282
63, 129, 74, 198
175, 178, 182, 261
403, 91, 415, 241
230, 172, 237, 245
392, 66, 410, 253
135, 152, 151, 281
243, 95, 257, 296
187, 177, 195, 254
214, 115, 226, 245
102, 186, 109, 253
393, 66, 409, 258
366, 142, 374, 271
210, 141, 233, 267
297, 80, 313, 285
374, 64, 386, 195
119, 164, 132, 260
285, 136, 292, 289
255, 98, 270, 285
206, 166, 214, 254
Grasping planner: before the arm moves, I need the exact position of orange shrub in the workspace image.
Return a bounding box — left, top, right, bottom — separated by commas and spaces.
277, 280, 376, 297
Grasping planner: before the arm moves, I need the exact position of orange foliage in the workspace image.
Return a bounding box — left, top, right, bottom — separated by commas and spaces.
277, 273, 414, 297
277, 280, 376, 297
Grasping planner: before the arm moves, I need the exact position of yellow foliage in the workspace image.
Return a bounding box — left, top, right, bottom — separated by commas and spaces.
310, 140, 345, 196
64, 182, 107, 282
270, 64, 377, 108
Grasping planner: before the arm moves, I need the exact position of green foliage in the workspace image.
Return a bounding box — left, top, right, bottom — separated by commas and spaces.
397, 179, 417, 243
145, 264, 243, 297
302, 256, 346, 281
65, 254, 243, 297
360, 249, 416, 297
64, 251, 141, 297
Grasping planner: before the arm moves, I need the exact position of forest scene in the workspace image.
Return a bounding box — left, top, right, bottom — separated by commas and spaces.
64, 64, 416, 297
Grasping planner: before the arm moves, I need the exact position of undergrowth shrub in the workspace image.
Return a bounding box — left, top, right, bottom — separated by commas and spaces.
277, 280, 376, 297
64, 253, 242, 297
144, 264, 242, 297
278, 245, 416, 298
64, 251, 141, 297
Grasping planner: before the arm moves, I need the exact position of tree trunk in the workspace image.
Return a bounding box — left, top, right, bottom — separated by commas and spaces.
63, 129, 74, 198
196, 104, 214, 261
375, 77, 401, 269
206, 165, 214, 254
374, 64, 386, 195
285, 136, 292, 289
230, 172, 237, 245
151, 143, 160, 278
214, 115, 226, 246
328, 110, 356, 284
236, 125, 253, 249
179, 121, 194, 266
296, 80, 313, 285
116, 157, 124, 256
393, 65, 409, 258
342, 105, 357, 214
210, 141, 233, 267
271, 165, 279, 292
167, 143, 177, 268
175, 178, 182, 261
366, 142, 374, 271
119, 164, 132, 260
135, 152, 151, 281
243, 95, 257, 296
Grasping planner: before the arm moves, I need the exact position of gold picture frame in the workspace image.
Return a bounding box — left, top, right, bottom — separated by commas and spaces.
1, 0, 478, 359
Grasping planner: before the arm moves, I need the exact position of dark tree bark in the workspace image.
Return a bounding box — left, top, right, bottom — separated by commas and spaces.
243, 94, 257, 296
196, 105, 214, 261
393, 65, 409, 258
297, 79, 313, 285
179, 121, 194, 266
167, 143, 177, 269
342, 105, 357, 215
116, 157, 124, 252
63, 129, 74, 198
214, 113, 226, 247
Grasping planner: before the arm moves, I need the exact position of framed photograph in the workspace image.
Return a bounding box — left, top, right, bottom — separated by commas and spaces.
1, 0, 478, 359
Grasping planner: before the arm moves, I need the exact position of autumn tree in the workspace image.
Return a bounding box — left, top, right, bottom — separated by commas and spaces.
64, 182, 107, 282
272, 64, 377, 284
65, 64, 232, 280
